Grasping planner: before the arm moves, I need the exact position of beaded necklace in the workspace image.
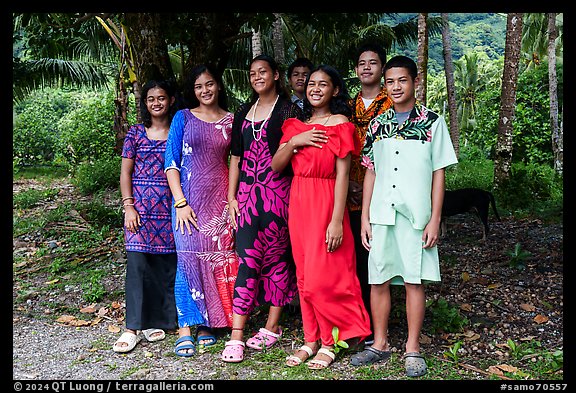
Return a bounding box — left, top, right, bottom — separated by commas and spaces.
251, 95, 279, 141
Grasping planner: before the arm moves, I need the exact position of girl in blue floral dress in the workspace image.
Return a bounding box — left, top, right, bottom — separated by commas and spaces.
114, 80, 179, 353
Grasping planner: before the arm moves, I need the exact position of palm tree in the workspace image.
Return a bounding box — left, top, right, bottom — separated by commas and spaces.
547, 13, 562, 175
416, 13, 429, 105
12, 13, 116, 104
494, 13, 523, 190
441, 13, 459, 158
454, 52, 483, 136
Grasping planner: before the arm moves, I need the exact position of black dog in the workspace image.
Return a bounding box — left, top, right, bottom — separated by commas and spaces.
441, 188, 501, 240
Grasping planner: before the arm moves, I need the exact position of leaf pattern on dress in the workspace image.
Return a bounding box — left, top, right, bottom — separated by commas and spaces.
233, 221, 291, 311
237, 140, 290, 228
200, 204, 234, 251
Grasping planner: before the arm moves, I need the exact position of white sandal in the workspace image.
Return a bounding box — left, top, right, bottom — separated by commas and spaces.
285, 345, 315, 367
141, 328, 165, 342
113, 331, 140, 353
308, 347, 336, 369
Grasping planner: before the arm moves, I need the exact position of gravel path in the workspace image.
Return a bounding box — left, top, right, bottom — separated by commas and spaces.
12, 315, 370, 382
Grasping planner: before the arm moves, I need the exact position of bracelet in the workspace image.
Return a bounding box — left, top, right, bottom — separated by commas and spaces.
122, 196, 134, 202
174, 197, 187, 208
123, 203, 135, 207
175, 201, 188, 209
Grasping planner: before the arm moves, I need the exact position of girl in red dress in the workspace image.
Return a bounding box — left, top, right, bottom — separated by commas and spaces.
272, 65, 371, 370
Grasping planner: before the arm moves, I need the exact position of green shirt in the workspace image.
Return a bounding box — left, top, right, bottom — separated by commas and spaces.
361, 103, 458, 230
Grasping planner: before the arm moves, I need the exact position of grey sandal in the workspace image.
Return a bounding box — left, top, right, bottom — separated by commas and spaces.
404, 352, 427, 377
350, 346, 391, 366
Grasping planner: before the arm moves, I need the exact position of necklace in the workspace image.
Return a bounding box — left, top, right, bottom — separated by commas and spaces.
251, 95, 279, 141
308, 114, 332, 126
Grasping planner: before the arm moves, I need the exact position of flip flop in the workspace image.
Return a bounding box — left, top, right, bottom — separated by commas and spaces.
195, 326, 217, 347
350, 346, 391, 366
142, 328, 166, 342
174, 335, 196, 357
113, 331, 140, 353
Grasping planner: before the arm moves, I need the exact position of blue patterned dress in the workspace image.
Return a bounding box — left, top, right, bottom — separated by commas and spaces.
121, 123, 177, 330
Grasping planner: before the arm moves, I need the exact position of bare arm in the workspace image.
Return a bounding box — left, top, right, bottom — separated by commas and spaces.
271, 140, 297, 173
271, 128, 328, 173
326, 154, 350, 252
422, 168, 445, 248
227, 155, 241, 230
120, 157, 140, 233
166, 168, 198, 234
361, 169, 376, 250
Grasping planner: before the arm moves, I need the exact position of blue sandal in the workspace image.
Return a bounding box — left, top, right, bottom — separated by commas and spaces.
196, 326, 217, 347
174, 335, 196, 357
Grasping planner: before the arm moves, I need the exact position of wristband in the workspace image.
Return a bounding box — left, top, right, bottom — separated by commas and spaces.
175, 201, 188, 209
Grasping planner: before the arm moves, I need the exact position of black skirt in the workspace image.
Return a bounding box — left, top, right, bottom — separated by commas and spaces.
125, 251, 178, 330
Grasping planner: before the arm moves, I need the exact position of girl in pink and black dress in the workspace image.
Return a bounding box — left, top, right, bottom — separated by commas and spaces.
222, 54, 302, 363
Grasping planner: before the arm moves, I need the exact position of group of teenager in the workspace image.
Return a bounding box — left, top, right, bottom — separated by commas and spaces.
113, 42, 458, 378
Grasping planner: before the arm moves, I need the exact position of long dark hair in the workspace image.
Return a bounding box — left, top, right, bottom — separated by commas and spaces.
302, 64, 352, 120
247, 54, 290, 105
183, 64, 229, 111
139, 79, 178, 127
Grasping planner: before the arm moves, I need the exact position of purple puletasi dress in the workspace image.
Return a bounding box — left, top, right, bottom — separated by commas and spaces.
164, 109, 238, 328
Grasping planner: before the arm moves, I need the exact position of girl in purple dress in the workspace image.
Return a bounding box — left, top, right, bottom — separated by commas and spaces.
165, 64, 238, 357
114, 80, 178, 353
221, 55, 302, 363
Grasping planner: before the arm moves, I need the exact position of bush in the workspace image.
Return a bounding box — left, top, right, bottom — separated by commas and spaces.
57, 91, 117, 167
496, 161, 563, 215
445, 144, 494, 191
427, 297, 468, 334
13, 89, 74, 166
73, 156, 121, 196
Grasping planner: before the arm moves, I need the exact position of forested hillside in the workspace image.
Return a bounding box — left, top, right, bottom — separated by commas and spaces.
382, 13, 507, 73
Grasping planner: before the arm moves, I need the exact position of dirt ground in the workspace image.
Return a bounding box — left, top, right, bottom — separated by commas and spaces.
13, 178, 564, 381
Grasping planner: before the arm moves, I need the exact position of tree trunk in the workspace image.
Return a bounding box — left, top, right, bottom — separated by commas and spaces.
252, 28, 262, 58
494, 13, 523, 190
272, 13, 285, 67
416, 13, 429, 105
441, 13, 460, 158
124, 13, 173, 84
548, 12, 562, 175
113, 78, 130, 155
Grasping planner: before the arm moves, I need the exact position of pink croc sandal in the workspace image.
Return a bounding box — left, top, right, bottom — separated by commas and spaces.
221, 340, 245, 363
245, 327, 282, 350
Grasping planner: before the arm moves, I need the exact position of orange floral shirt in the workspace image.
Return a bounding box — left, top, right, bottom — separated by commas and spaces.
348, 88, 393, 211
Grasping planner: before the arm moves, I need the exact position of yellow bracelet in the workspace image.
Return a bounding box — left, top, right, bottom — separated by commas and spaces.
174, 197, 187, 208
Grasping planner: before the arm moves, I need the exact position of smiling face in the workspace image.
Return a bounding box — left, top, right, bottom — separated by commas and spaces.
355, 50, 383, 87
384, 66, 417, 112
306, 70, 339, 110
249, 60, 279, 95
194, 71, 219, 107
145, 87, 173, 119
